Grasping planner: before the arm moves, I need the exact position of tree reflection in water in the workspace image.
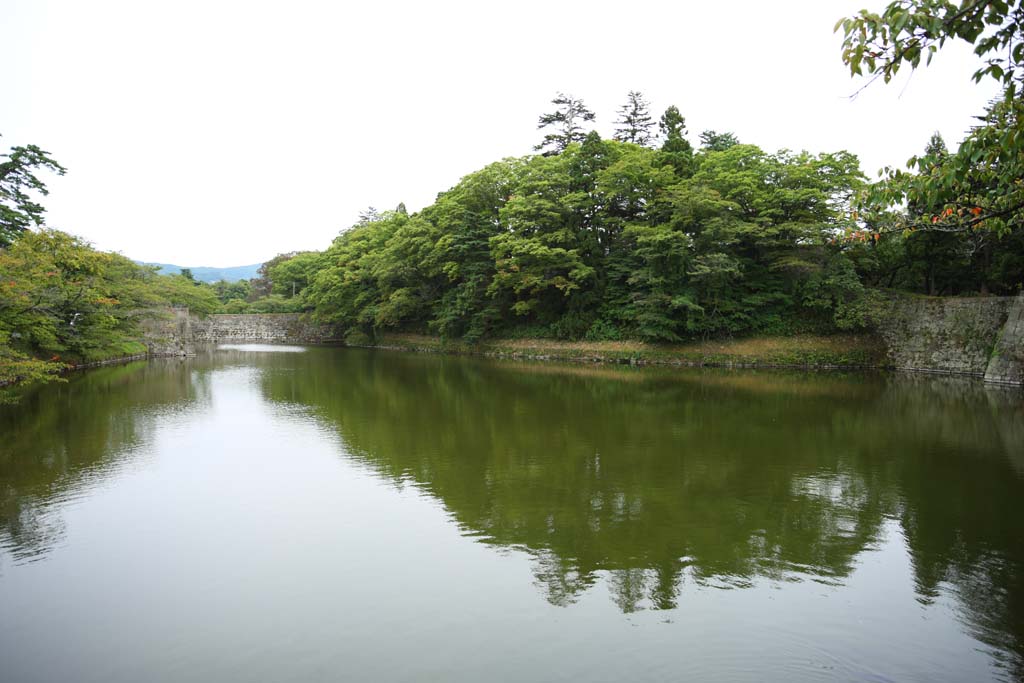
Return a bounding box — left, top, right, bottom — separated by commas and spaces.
1, 348, 1021, 677
257, 350, 1024, 675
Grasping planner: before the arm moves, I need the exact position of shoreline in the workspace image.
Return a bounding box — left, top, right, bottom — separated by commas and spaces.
363, 332, 890, 373
5, 331, 1020, 390
357, 333, 1024, 386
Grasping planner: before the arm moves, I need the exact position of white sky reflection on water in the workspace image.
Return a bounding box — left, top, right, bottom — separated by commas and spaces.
217, 344, 307, 353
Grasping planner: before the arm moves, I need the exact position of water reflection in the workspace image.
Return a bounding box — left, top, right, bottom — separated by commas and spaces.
1, 347, 1022, 679
0, 359, 204, 563
256, 350, 1024, 676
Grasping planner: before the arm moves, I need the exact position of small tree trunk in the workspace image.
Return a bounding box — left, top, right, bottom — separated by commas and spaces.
980, 240, 992, 295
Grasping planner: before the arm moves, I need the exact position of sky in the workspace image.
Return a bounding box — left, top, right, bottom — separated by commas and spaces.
2, 0, 1001, 267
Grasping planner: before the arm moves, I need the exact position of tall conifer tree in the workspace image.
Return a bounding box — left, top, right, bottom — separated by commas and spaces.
535, 93, 596, 156
658, 105, 694, 176
613, 91, 654, 146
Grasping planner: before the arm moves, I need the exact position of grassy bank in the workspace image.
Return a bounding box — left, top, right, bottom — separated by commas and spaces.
369, 333, 886, 370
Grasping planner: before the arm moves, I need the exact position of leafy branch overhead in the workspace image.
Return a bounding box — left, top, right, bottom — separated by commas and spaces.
836, 0, 1024, 237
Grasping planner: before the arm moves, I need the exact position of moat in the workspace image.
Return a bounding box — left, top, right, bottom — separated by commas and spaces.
2, 345, 1023, 682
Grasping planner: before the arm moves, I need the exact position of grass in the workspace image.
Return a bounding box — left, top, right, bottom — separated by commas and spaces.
372, 332, 886, 370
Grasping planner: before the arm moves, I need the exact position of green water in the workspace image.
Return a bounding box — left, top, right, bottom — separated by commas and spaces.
1, 345, 1023, 682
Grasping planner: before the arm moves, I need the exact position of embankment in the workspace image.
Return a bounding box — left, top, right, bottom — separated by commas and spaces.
878, 294, 1023, 385
137, 295, 1024, 386
142, 310, 341, 356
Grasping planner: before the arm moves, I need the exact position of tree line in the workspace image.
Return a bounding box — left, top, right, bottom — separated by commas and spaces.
249, 84, 1020, 344
291, 121, 875, 344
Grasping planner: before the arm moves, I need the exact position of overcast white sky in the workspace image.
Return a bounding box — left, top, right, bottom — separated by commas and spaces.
2, 0, 1000, 266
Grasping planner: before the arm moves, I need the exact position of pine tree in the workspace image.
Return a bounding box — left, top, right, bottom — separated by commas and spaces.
658, 106, 686, 141
613, 91, 654, 146
922, 131, 948, 163
658, 106, 694, 176
0, 138, 66, 247
535, 93, 596, 156
699, 130, 739, 151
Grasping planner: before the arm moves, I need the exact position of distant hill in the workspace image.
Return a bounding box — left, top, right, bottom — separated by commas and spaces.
140, 262, 262, 283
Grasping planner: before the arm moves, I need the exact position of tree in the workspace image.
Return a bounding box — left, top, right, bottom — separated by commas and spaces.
658, 106, 695, 176
535, 93, 596, 155
923, 130, 948, 160
213, 279, 252, 305
250, 252, 299, 299
902, 132, 962, 293
837, 0, 1024, 237
699, 130, 740, 151
149, 272, 220, 314
658, 105, 687, 141
268, 251, 322, 299
358, 206, 381, 225
0, 137, 67, 247
613, 91, 655, 146
0, 229, 196, 366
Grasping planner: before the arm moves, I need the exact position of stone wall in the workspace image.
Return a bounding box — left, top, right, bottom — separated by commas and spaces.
190, 314, 341, 344
985, 295, 1024, 386
877, 294, 1017, 381
140, 308, 195, 356
142, 311, 340, 355
137, 301, 1024, 386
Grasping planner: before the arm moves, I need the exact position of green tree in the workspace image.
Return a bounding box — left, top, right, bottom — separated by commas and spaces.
422, 161, 520, 340
613, 91, 655, 146
149, 273, 220, 314
901, 132, 970, 294
250, 252, 299, 299
658, 105, 687, 141
0, 137, 67, 247
488, 153, 590, 324
306, 211, 408, 339
296, 131, 865, 342
0, 230, 174, 369
658, 105, 695, 176
535, 93, 596, 155
213, 278, 252, 305
699, 130, 740, 151
268, 251, 322, 299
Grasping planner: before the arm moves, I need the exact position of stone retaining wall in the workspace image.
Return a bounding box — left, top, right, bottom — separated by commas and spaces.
190, 314, 341, 343
140, 308, 194, 356
142, 311, 340, 356
877, 295, 1012, 378
138, 299, 1024, 386
985, 295, 1024, 386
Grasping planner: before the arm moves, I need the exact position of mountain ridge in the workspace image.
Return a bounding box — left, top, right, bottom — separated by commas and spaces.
138, 262, 262, 283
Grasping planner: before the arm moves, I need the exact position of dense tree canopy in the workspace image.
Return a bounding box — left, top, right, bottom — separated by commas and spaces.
300, 135, 873, 343
0, 229, 221, 388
